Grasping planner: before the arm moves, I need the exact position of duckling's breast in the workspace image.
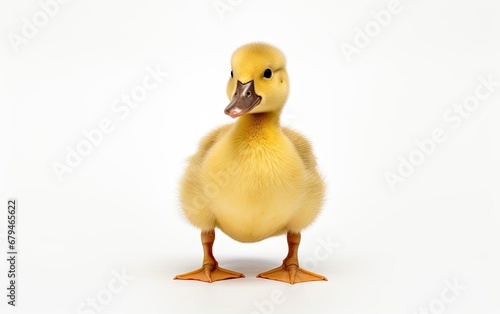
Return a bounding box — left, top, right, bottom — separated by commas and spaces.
201, 135, 306, 243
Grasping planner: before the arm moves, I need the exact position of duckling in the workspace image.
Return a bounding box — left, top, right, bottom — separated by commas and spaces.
174, 43, 326, 284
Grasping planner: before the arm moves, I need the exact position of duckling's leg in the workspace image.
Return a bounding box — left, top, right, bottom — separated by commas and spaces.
174, 230, 245, 283
257, 232, 327, 284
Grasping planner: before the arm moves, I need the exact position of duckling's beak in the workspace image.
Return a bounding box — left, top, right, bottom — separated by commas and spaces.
224, 80, 261, 119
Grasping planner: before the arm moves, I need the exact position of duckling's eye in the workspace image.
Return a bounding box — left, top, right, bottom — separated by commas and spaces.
231, 70, 233, 78
263, 68, 272, 79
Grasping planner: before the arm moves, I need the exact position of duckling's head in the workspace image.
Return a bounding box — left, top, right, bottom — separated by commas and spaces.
225, 43, 289, 118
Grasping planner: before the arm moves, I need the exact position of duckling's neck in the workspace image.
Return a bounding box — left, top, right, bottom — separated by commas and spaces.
232, 111, 282, 141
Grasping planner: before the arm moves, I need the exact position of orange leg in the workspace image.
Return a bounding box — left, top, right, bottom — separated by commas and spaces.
257, 232, 327, 284
174, 230, 245, 283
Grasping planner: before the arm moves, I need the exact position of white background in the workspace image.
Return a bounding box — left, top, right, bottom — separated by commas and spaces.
1, 0, 500, 313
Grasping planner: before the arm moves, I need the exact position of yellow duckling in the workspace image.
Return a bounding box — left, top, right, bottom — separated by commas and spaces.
175, 43, 326, 284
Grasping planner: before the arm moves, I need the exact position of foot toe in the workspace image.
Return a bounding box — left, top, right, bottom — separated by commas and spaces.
257, 265, 327, 284
175, 266, 244, 283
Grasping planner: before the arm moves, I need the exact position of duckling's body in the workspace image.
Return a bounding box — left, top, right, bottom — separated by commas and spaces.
175, 43, 326, 284
181, 113, 323, 243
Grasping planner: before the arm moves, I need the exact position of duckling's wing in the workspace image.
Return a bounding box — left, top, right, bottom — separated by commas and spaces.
282, 127, 318, 170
